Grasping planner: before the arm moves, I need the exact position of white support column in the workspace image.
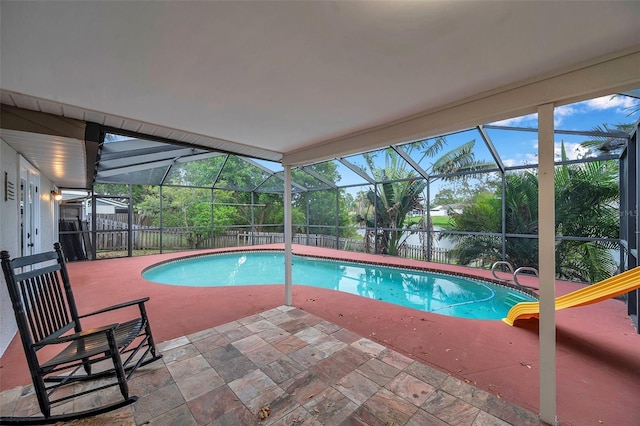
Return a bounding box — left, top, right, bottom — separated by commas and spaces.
538, 103, 557, 425
284, 164, 293, 306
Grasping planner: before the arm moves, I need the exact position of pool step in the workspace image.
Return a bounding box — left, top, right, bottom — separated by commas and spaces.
505, 292, 530, 307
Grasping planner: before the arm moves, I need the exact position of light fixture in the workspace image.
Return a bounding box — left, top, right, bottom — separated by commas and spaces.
51, 190, 63, 201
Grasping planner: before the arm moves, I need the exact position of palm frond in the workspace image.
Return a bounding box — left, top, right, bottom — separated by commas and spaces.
580, 124, 632, 154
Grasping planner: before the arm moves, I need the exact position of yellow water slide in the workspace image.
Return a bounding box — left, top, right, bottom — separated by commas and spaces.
503, 266, 640, 326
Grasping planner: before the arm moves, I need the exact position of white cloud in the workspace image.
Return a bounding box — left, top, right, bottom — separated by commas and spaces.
502, 158, 519, 167
554, 142, 588, 161
503, 140, 588, 166
503, 141, 539, 167
553, 105, 577, 126
490, 113, 537, 127
523, 153, 538, 164
582, 95, 637, 112
502, 153, 538, 167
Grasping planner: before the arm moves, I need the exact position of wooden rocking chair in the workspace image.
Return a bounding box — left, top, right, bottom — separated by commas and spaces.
0, 243, 162, 425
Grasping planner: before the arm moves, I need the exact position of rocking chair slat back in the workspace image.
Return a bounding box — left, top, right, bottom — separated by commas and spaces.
10, 252, 79, 350
10, 250, 57, 268
17, 266, 75, 345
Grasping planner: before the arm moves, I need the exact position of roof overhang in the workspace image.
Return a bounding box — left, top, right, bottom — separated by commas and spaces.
1, 1, 640, 187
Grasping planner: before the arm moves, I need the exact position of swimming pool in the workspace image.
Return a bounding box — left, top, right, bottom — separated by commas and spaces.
142, 251, 537, 320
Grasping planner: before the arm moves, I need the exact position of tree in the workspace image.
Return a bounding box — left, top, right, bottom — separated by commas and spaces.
446, 143, 619, 282
291, 162, 356, 238
432, 188, 460, 206
554, 150, 619, 281
356, 138, 494, 256
358, 173, 428, 255
447, 172, 539, 268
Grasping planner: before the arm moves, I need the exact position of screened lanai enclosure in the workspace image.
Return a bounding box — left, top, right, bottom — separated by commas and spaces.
58, 92, 640, 331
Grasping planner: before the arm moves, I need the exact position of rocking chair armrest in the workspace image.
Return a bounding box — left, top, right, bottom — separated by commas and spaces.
35, 323, 120, 348
79, 297, 151, 318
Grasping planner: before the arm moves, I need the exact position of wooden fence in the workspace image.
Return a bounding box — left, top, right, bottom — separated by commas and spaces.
89, 216, 456, 264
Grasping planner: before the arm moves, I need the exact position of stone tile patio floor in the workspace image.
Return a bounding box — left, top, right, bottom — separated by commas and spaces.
1, 306, 540, 425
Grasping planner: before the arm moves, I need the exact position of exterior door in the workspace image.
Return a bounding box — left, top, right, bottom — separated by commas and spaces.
20, 158, 40, 257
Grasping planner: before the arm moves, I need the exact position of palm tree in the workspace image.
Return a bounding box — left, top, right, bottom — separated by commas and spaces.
554, 145, 619, 281
446, 143, 619, 282
447, 172, 539, 268
358, 171, 428, 256
357, 138, 493, 256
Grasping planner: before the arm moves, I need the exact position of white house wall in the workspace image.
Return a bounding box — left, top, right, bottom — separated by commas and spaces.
0, 138, 58, 355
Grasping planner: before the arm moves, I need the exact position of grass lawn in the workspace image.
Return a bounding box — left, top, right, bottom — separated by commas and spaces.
406, 215, 452, 228
431, 216, 452, 227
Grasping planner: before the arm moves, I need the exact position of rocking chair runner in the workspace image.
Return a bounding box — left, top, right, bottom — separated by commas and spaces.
0, 243, 162, 425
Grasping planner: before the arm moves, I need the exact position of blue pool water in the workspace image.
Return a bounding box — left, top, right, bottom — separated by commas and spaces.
142, 251, 537, 320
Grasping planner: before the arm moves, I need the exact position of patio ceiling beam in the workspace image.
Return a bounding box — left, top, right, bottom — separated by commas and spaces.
283, 47, 640, 166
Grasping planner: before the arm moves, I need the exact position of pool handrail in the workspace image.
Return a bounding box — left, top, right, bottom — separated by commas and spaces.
514, 266, 539, 290
491, 261, 514, 281
491, 261, 539, 290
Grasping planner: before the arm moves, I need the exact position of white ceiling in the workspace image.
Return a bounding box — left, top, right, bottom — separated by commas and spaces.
1, 1, 640, 188
0, 128, 87, 188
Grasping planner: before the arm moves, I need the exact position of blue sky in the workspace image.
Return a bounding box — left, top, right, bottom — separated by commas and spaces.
488, 92, 639, 165
325, 91, 640, 198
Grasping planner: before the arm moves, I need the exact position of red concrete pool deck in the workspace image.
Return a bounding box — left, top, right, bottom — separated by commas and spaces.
1, 244, 639, 425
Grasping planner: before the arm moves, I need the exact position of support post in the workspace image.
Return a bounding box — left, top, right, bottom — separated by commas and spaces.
426, 182, 431, 261
373, 184, 379, 254
284, 165, 293, 305
251, 191, 255, 245
501, 173, 507, 260
214, 187, 216, 248
538, 103, 557, 425
306, 194, 310, 245
335, 189, 340, 249
127, 184, 133, 257
159, 186, 163, 253
91, 192, 97, 260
